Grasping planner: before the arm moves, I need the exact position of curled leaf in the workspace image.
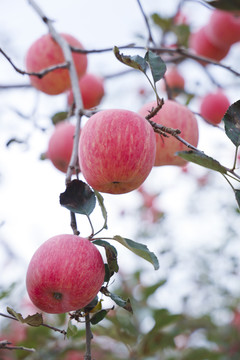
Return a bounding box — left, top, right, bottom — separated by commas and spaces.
113, 46, 147, 73
7, 307, 43, 327
60, 179, 96, 215
223, 100, 240, 147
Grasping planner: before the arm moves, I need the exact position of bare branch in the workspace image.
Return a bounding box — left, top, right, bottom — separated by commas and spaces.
0, 312, 67, 336
0, 47, 68, 78
70, 44, 240, 77
136, 0, 155, 45
28, 0, 85, 236
0, 84, 31, 90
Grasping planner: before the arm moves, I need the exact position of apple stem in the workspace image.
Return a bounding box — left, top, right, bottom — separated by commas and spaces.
70, 211, 80, 236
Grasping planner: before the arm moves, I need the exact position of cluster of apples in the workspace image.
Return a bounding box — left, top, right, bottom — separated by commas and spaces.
25, 33, 105, 107
27, 101, 199, 314
25, 32, 201, 315
189, 9, 240, 62
24, 21, 234, 314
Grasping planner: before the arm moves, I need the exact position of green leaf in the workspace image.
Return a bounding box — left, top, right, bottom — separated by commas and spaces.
172, 23, 191, 47
141, 279, 167, 300
51, 111, 68, 125
223, 100, 240, 146
93, 239, 119, 275
206, 0, 240, 11
145, 51, 166, 83
182, 347, 222, 360
234, 189, 240, 210
94, 190, 108, 229
60, 179, 96, 216
153, 308, 181, 329
0, 283, 16, 300
113, 46, 148, 73
104, 264, 111, 283
151, 13, 173, 31
90, 310, 108, 325
67, 319, 78, 339
110, 293, 133, 313
113, 235, 159, 270
176, 150, 228, 174
7, 307, 43, 327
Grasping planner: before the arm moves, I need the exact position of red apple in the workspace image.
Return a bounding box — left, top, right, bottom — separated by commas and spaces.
138, 100, 199, 166
46, 121, 76, 173
189, 26, 230, 62
78, 109, 156, 194
26, 235, 105, 314
0, 320, 27, 346
206, 10, 240, 48
67, 73, 105, 109
64, 350, 84, 360
25, 33, 88, 95
200, 90, 230, 125
162, 66, 185, 96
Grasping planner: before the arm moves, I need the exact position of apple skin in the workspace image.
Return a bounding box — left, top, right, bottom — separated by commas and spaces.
205, 10, 240, 48
189, 26, 230, 62
67, 73, 105, 109
64, 350, 84, 360
200, 91, 230, 125
25, 33, 88, 95
163, 67, 185, 96
26, 235, 105, 314
47, 121, 75, 173
138, 100, 199, 167
78, 109, 156, 194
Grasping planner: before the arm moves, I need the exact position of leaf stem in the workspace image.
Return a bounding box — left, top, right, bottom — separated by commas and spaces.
232, 145, 239, 171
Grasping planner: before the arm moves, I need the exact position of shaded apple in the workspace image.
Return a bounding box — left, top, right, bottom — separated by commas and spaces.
206, 10, 240, 48
26, 235, 105, 314
139, 100, 199, 166
64, 350, 84, 360
46, 121, 75, 173
67, 73, 105, 109
162, 66, 185, 96
200, 90, 230, 125
189, 26, 230, 62
78, 109, 156, 194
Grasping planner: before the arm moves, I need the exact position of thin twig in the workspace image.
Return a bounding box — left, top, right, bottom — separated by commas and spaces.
0, 48, 68, 77
136, 0, 155, 45
0, 312, 67, 336
145, 103, 200, 152
70, 44, 240, 77
0, 84, 31, 90
0, 341, 35, 353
